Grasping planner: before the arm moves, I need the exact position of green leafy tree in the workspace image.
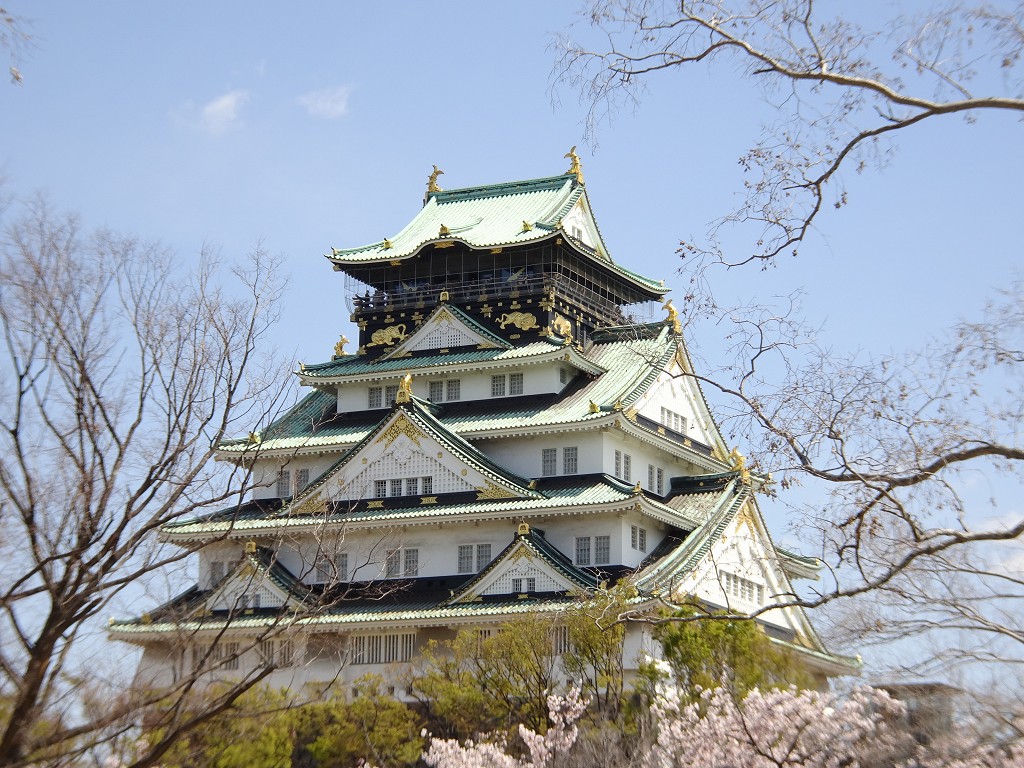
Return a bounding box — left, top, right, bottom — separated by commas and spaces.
653, 604, 811, 704
560, 587, 630, 720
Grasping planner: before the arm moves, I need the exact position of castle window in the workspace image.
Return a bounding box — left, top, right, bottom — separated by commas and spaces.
509, 373, 524, 395
405, 477, 419, 496
563, 446, 578, 474
661, 407, 687, 434
512, 577, 536, 593
559, 367, 568, 384
648, 464, 655, 491
542, 448, 557, 476
657, 468, 665, 495
623, 454, 632, 482
374, 480, 387, 498
212, 641, 240, 671
422, 476, 433, 494
350, 632, 417, 665
476, 543, 491, 570
295, 468, 310, 494
458, 545, 474, 573
276, 469, 291, 498
429, 381, 443, 401
575, 536, 591, 566
260, 639, 296, 668
491, 374, 506, 397
446, 379, 461, 401
552, 625, 571, 655
385, 548, 418, 578
631, 525, 647, 553
385, 384, 398, 404
614, 450, 621, 477
723, 572, 765, 605
389, 478, 403, 497
595, 535, 610, 565
368, 386, 383, 409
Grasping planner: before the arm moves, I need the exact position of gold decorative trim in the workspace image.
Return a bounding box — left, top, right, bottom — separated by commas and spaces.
366, 500, 384, 509
420, 496, 438, 505
496, 311, 539, 331
476, 480, 511, 501
434, 241, 455, 249
564, 145, 584, 184
292, 495, 327, 516
333, 335, 349, 357
376, 412, 424, 448
366, 324, 408, 347
395, 373, 413, 404
427, 164, 444, 193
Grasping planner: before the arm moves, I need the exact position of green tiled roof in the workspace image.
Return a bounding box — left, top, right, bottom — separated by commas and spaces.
297, 338, 603, 382
220, 329, 678, 456
325, 173, 665, 293
447, 527, 600, 605
161, 475, 664, 540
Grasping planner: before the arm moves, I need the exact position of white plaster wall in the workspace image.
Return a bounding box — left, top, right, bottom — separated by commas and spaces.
249, 456, 341, 501
483, 433, 601, 478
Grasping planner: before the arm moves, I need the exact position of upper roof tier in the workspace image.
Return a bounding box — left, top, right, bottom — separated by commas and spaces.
325, 171, 667, 298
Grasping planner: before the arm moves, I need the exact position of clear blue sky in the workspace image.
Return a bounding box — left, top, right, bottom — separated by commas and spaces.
4, 2, 1021, 677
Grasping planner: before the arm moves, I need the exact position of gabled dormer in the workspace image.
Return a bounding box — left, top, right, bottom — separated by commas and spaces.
380, 302, 511, 359
284, 386, 541, 516
446, 522, 600, 603
205, 544, 311, 614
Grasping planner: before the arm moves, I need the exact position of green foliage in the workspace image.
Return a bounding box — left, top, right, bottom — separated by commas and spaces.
652, 604, 812, 704
412, 614, 559, 738
561, 586, 631, 720
146, 679, 423, 768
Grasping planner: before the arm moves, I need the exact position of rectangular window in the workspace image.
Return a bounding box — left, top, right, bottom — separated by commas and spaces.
656, 468, 665, 495
385, 384, 398, 404
258, 639, 275, 666
491, 374, 506, 397
638, 527, 647, 553
385, 549, 400, 578
278, 640, 295, 667
405, 477, 419, 496
614, 450, 622, 478
623, 454, 632, 482
368, 386, 383, 409
595, 535, 610, 565
374, 480, 387, 498
404, 548, 419, 577
559, 367, 568, 384
458, 544, 474, 574
213, 641, 240, 671
390, 478, 403, 497
428, 381, 444, 401
336, 553, 349, 582
541, 448, 557, 476
276, 469, 291, 498
575, 536, 591, 566
351, 632, 416, 665
648, 464, 655, 491
512, 577, 537, 593
552, 625, 571, 655
563, 446, 578, 474
422, 476, 433, 494
446, 379, 461, 401
509, 373, 524, 395
476, 543, 491, 570
661, 407, 687, 434
296, 468, 310, 493
722, 572, 764, 605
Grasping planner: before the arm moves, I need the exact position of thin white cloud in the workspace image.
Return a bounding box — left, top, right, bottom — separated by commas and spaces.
297, 85, 352, 119
200, 89, 250, 135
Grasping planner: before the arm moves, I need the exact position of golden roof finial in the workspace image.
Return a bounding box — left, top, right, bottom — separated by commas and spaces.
729, 447, 751, 484
396, 373, 413, 404
517, 521, 530, 536
382, 238, 393, 250
663, 298, 681, 334
334, 334, 350, 358
564, 146, 584, 184
439, 224, 451, 237
427, 164, 444, 194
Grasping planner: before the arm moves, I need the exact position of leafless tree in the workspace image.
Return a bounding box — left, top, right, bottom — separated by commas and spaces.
558, 0, 1024, 689
0, 196, 300, 767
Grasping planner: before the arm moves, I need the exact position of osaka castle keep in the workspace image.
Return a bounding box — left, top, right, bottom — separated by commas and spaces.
110, 153, 857, 688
